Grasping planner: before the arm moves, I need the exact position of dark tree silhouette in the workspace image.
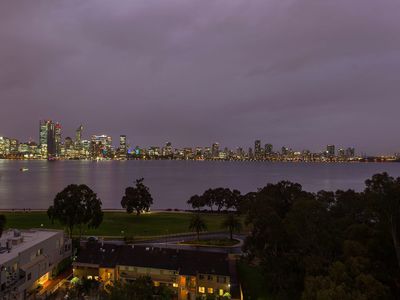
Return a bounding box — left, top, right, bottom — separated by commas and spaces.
365, 172, 400, 269
121, 178, 153, 216
189, 214, 207, 241
0, 215, 6, 238
221, 213, 242, 240
187, 195, 204, 211
47, 184, 103, 239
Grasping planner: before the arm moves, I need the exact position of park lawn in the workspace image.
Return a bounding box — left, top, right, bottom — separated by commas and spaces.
237, 261, 272, 300
2, 211, 237, 237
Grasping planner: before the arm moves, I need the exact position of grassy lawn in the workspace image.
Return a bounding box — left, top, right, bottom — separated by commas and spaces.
182, 238, 240, 247
2, 211, 237, 237
237, 261, 271, 300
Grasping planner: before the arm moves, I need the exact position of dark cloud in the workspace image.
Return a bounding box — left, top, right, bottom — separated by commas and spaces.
0, 0, 399, 154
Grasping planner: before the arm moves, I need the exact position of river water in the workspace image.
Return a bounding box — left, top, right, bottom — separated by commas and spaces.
0, 160, 399, 209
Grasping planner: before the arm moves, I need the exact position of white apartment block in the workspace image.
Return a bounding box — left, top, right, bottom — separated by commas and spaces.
0, 229, 72, 300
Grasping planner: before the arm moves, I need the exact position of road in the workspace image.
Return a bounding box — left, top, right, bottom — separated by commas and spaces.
133, 232, 245, 254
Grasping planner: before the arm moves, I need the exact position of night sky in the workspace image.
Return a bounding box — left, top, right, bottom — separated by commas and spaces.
0, 0, 399, 155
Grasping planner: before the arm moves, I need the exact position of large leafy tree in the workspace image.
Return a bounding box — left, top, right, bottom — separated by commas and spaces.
243, 178, 400, 299
221, 213, 242, 240
0, 215, 6, 238
47, 184, 103, 239
365, 172, 400, 269
121, 178, 153, 216
187, 188, 242, 212
189, 213, 207, 240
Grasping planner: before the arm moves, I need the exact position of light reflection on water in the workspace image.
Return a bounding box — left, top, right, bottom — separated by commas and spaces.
0, 160, 399, 209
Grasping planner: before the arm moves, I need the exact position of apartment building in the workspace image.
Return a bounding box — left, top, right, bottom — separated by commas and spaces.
74, 242, 241, 299
0, 229, 72, 300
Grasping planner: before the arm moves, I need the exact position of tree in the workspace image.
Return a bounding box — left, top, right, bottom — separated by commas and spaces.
221, 213, 242, 240
0, 215, 6, 238
187, 194, 204, 211
47, 184, 103, 239
365, 172, 400, 269
121, 178, 153, 216
189, 214, 207, 240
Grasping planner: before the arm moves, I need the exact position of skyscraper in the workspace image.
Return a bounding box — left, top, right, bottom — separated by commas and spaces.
119, 135, 127, 159
55, 122, 62, 157
211, 142, 220, 158
265, 144, 273, 154
47, 121, 56, 158
326, 145, 335, 157
75, 125, 83, 153
254, 140, 261, 159
39, 120, 49, 155
39, 120, 57, 158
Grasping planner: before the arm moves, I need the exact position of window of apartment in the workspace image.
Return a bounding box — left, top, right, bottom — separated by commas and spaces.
173, 283, 178, 288
219, 289, 224, 296
199, 274, 205, 280
207, 275, 213, 281
218, 276, 227, 283
87, 276, 93, 280
207, 288, 214, 294
198, 287, 205, 294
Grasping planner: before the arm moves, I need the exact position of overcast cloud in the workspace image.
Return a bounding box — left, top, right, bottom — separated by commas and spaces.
0, 0, 399, 155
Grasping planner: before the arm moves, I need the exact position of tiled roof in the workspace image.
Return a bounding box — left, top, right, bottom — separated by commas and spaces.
76, 243, 230, 276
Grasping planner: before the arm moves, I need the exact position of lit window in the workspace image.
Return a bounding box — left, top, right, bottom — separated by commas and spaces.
219, 289, 224, 296
173, 283, 178, 288
199, 287, 205, 293
154, 281, 160, 287
87, 276, 93, 280
94, 276, 99, 281
207, 288, 214, 294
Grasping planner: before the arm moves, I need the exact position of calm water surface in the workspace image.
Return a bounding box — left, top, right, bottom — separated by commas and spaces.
0, 160, 400, 209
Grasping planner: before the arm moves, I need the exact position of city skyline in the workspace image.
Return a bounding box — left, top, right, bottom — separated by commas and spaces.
0, 119, 361, 158
0, 119, 370, 161
1, 1, 400, 155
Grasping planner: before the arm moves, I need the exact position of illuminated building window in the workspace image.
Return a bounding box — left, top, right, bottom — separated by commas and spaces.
87, 276, 93, 280
207, 288, 214, 294
95, 276, 99, 281
154, 281, 160, 287
199, 287, 205, 293
173, 283, 178, 288
219, 289, 224, 296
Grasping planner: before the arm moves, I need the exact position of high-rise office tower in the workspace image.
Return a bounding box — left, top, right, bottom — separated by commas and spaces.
345, 147, 355, 158
55, 122, 62, 157
47, 121, 56, 158
39, 120, 57, 158
211, 142, 220, 158
254, 140, 261, 158
281, 146, 289, 156
326, 145, 335, 157
75, 125, 83, 152
76, 125, 83, 143
39, 120, 49, 150
119, 135, 127, 158
265, 144, 273, 155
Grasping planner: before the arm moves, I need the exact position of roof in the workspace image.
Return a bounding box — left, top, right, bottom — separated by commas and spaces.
0, 229, 63, 265
76, 243, 230, 276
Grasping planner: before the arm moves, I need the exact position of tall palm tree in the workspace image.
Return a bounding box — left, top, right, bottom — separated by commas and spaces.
221, 213, 242, 240
0, 215, 6, 238
189, 214, 207, 241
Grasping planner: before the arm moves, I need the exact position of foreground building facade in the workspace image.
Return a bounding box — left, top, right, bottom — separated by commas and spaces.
74, 243, 241, 299
0, 229, 72, 300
